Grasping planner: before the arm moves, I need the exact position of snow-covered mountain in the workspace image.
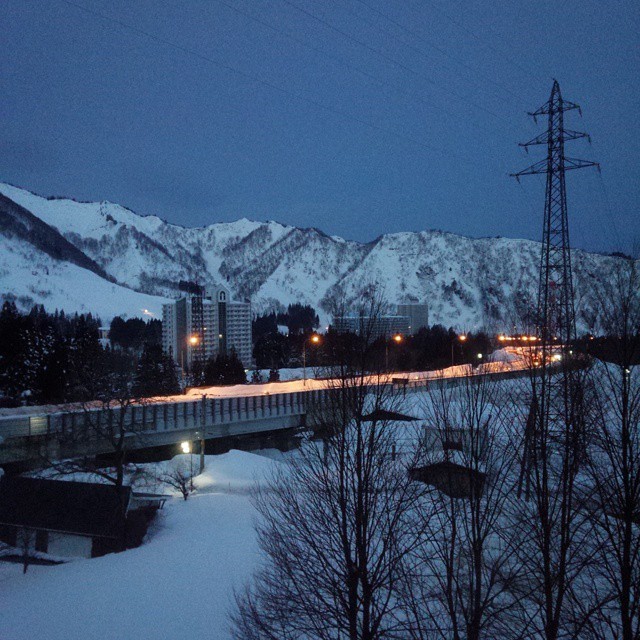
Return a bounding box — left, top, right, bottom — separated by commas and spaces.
0, 182, 624, 328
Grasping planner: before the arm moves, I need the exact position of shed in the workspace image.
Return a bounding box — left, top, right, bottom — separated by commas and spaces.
409, 461, 486, 499
0, 476, 131, 558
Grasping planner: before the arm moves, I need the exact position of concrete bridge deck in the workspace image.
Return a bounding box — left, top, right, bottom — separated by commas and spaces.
0, 357, 529, 466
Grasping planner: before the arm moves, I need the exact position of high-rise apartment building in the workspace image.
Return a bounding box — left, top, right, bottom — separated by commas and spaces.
332, 315, 410, 340
396, 303, 429, 334
332, 302, 428, 339
162, 284, 252, 370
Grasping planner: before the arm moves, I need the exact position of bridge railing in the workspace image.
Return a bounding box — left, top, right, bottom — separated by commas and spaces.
0, 390, 314, 440
0, 366, 531, 441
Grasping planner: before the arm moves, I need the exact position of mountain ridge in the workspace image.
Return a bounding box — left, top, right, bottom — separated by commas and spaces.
0, 181, 626, 329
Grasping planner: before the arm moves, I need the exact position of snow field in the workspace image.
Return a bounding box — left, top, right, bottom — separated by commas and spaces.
0, 450, 280, 640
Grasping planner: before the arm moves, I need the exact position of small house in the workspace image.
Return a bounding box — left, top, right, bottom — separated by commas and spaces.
0, 476, 133, 558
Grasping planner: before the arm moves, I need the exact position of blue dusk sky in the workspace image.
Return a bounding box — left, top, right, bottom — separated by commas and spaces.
1, 0, 638, 252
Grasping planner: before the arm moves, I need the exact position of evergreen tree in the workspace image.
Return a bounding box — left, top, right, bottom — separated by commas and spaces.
253, 332, 290, 369
34, 333, 69, 405
204, 351, 247, 386
132, 344, 181, 397
0, 301, 29, 401
67, 314, 104, 400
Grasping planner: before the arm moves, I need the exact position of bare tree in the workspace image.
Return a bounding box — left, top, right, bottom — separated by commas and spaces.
52, 365, 152, 497
16, 526, 35, 575
232, 293, 423, 640
43, 365, 155, 551
582, 255, 640, 640
400, 369, 525, 640
157, 461, 193, 501
509, 330, 597, 639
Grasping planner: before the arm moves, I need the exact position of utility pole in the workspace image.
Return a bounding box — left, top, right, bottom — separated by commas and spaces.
511, 79, 598, 497
200, 394, 206, 474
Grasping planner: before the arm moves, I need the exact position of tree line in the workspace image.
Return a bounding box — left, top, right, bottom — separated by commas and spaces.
0, 303, 179, 406
253, 320, 492, 372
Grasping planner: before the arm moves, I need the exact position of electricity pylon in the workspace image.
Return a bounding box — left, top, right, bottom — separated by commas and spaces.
511, 80, 598, 498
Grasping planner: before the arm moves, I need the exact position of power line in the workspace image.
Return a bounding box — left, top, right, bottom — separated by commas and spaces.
59, 0, 478, 166
280, 0, 520, 132
351, 0, 525, 106
416, 0, 549, 88
213, 0, 514, 145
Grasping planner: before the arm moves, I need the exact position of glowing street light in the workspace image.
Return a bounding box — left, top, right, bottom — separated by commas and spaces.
386, 334, 403, 370
451, 334, 467, 366
189, 335, 199, 346
181, 441, 194, 490
303, 334, 322, 382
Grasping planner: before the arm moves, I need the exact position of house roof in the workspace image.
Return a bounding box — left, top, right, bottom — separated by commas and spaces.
0, 477, 131, 539
409, 461, 487, 499
360, 408, 419, 422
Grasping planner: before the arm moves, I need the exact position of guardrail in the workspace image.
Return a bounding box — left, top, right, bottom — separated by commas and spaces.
0, 364, 533, 443
0, 390, 322, 440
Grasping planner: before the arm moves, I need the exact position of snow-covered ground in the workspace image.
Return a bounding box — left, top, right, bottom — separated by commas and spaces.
0, 376, 524, 639
254, 367, 319, 382
0, 450, 279, 640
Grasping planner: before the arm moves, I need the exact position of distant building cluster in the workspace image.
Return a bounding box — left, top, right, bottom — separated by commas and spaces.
333, 303, 428, 339
162, 284, 252, 370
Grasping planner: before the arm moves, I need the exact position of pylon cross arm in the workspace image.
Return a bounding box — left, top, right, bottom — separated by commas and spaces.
564, 157, 599, 172
510, 159, 549, 178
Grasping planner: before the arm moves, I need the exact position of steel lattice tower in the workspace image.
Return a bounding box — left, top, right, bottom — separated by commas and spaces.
512, 80, 598, 345
511, 80, 598, 498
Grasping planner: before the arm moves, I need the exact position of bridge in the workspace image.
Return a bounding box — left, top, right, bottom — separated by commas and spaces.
0, 355, 530, 468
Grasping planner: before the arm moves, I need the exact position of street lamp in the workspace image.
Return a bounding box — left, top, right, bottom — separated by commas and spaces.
451, 334, 466, 366
303, 334, 321, 382
180, 440, 193, 490
385, 334, 403, 371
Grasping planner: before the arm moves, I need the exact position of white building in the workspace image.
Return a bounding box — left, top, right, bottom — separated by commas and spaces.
162, 284, 252, 369
332, 315, 410, 340
227, 300, 253, 366
396, 303, 429, 335
332, 302, 429, 339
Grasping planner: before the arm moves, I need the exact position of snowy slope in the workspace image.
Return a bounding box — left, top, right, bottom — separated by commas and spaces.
0, 182, 626, 329
0, 232, 167, 321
